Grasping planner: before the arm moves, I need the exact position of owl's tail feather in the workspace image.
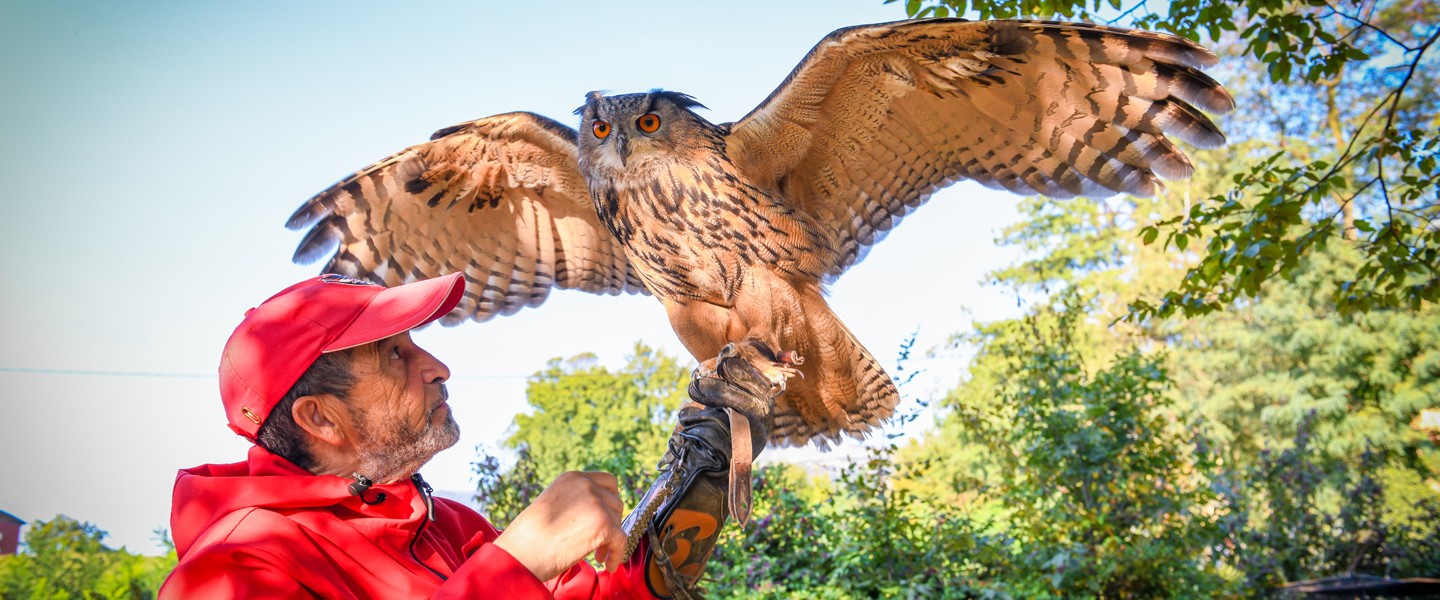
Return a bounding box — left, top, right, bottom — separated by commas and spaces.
832, 316, 902, 438
769, 293, 900, 448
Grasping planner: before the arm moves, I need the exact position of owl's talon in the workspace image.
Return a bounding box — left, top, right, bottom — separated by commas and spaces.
768, 376, 789, 397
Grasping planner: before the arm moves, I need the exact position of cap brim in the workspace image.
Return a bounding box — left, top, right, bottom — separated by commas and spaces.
322, 272, 466, 352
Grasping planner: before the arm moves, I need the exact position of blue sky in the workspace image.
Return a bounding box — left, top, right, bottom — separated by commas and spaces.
0, 0, 1027, 554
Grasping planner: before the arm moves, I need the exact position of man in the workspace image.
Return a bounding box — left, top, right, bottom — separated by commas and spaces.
160, 273, 774, 598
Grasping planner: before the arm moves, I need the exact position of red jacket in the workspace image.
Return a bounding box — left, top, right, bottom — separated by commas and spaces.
161, 446, 655, 599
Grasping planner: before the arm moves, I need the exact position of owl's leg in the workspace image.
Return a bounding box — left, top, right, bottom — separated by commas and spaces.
661, 299, 738, 365
661, 297, 801, 395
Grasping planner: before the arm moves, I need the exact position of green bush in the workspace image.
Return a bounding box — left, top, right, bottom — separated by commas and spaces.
0, 516, 175, 600
703, 452, 1004, 599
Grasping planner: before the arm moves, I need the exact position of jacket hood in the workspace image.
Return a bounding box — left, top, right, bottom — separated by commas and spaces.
169, 446, 423, 557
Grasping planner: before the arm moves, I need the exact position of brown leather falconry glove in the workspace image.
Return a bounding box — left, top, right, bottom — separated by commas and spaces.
620, 342, 778, 599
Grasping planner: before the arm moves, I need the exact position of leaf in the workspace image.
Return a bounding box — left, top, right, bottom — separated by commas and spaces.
1242, 240, 1272, 258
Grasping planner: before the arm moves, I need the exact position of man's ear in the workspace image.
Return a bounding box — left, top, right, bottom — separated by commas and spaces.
290, 395, 351, 447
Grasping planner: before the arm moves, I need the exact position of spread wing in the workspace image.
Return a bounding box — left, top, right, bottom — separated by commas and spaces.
725, 19, 1235, 280
287, 111, 648, 325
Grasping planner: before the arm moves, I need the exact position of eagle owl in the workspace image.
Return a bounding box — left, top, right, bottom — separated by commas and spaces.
287, 18, 1233, 447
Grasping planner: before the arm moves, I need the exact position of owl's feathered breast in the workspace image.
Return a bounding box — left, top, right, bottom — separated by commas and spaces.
587, 144, 826, 304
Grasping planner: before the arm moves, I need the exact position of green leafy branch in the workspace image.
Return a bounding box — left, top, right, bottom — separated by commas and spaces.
895, 0, 1439, 319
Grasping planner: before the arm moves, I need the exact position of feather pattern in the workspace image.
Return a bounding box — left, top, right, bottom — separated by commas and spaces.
726, 19, 1234, 280
288, 112, 648, 325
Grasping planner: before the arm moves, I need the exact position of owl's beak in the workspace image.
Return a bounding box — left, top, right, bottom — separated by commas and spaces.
614, 131, 630, 167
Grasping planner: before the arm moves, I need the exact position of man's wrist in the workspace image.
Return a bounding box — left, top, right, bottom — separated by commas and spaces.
492, 530, 553, 581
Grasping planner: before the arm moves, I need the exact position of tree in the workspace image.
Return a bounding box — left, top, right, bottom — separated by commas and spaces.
955, 91, 1440, 537
915, 0, 1440, 547
887, 0, 1440, 584
0, 515, 175, 600
926, 296, 1232, 598
471, 343, 1004, 598
1165, 245, 1440, 476
472, 342, 687, 525
11, 516, 116, 599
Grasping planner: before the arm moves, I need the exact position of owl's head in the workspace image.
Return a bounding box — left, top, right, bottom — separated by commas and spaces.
574, 90, 713, 174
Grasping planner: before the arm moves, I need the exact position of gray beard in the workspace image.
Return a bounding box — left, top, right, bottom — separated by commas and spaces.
350, 386, 461, 484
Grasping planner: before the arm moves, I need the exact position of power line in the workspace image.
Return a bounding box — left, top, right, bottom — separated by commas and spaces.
447, 374, 533, 381
0, 367, 529, 381
0, 367, 212, 379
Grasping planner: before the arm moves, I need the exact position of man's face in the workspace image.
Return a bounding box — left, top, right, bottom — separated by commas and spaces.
341, 331, 459, 483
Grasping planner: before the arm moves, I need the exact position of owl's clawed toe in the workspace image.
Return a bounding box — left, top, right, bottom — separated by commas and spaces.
728, 340, 803, 391
736, 341, 803, 386
690, 341, 802, 419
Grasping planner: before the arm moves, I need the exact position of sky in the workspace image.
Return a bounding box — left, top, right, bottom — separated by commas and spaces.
0, 0, 1028, 554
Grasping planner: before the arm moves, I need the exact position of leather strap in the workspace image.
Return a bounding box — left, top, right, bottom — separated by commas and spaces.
727, 408, 753, 527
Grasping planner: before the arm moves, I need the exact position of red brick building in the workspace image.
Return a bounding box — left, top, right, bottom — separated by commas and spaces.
0, 510, 23, 555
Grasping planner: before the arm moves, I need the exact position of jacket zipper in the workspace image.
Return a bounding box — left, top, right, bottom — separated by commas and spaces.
409, 474, 447, 582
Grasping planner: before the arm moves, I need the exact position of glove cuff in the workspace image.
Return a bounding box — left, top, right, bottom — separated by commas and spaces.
670, 405, 769, 462
620, 408, 735, 598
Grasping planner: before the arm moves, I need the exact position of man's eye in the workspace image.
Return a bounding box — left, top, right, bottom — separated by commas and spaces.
389, 347, 402, 359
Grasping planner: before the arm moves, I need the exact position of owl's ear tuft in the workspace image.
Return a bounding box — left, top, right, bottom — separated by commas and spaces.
574, 90, 608, 116
648, 89, 707, 111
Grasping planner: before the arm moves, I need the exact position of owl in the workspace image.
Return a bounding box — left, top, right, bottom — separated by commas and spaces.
288, 18, 1233, 448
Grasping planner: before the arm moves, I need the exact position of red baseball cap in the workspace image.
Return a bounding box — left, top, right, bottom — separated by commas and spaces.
218, 272, 466, 441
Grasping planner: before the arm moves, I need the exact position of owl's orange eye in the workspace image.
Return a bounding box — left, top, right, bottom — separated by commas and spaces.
636, 113, 661, 133
592, 120, 611, 139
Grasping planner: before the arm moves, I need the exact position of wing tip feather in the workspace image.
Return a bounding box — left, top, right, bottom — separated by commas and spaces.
292, 215, 345, 265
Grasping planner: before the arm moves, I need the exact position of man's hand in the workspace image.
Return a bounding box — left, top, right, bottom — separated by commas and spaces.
493, 471, 627, 582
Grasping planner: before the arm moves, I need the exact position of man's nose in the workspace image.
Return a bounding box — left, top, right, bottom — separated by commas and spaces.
416, 345, 450, 384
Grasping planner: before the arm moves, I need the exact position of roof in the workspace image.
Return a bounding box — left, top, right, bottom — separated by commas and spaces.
0, 510, 23, 526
